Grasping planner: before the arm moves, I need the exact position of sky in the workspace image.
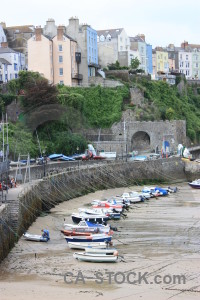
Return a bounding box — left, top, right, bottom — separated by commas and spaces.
1, 0, 199, 48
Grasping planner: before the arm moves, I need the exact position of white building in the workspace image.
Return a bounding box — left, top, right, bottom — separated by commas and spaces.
0, 24, 7, 46
0, 47, 25, 81
97, 28, 130, 68
178, 51, 192, 79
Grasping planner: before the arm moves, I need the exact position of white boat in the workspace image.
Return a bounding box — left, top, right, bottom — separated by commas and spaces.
64, 220, 110, 233
73, 252, 118, 263
115, 192, 143, 203
188, 179, 200, 189
68, 241, 108, 250
23, 232, 49, 242
72, 212, 109, 224
85, 247, 118, 255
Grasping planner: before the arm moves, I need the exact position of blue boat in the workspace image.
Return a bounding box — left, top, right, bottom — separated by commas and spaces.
48, 154, 75, 161
65, 234, 112, 243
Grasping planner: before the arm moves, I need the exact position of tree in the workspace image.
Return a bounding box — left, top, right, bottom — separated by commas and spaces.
130, 57, 140, 69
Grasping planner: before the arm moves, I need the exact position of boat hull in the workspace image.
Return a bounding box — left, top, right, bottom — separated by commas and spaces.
68, 242, 108, 249
65, 236, 112, 243
23, 233, 49, 242
188, 183, 200, 189
73, 252, 118, 263
72, 215, 109, 224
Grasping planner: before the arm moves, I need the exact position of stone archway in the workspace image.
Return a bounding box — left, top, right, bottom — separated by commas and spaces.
131, 131, 151, 151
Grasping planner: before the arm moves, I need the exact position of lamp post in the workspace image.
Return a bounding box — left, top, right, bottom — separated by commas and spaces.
42, 150, 47, 177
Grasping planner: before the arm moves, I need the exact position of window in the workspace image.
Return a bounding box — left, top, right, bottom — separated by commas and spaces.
120, 37, 123, 42
15, 74, 18, 79
59, 56, 63, 63
141, 47, 144, 53
59, 68, 63, 76
60, 81, 64, 85
196, 63, 198, 68
14, 54, 16, 60
59, 45, 63, 51
180, 54, 182, 59
186, 55, 188, 60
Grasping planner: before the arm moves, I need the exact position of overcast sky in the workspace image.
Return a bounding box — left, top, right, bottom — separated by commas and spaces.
1, 0, 199, 48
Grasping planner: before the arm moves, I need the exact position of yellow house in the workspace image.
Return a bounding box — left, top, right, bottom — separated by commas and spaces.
156, 50, 169, 73
28, 26, 78, 86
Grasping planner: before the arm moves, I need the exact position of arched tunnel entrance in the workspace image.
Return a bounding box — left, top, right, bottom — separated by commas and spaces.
131, 131, 151, 151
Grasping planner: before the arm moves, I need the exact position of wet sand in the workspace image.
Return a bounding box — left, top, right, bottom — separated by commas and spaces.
0, 183, 200, 300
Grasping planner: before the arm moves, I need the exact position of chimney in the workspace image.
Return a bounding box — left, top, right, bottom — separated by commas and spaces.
35, 26, 42, 41
57, 25, 65, 41
181, 41, 188, 49
1, 42, 8, 48
0, 22, 6, 29
138, 34, 145, 42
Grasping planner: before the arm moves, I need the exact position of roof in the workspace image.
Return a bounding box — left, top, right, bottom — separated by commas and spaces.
97, 28, 123, 38
0, 58, 11, 65
64, 33, 76, 42
0, 47, 16, 54
6, 25, 34, 33
130, 36, 145, 43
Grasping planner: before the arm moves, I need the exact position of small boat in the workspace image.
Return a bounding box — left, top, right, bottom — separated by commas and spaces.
61, 229, 92, 236
71, 212, 110, 224
115, 192, 144, 203
65, 233, 112, 243
85, 247, 117, 255
68, 241, 108, 250
73, 252, 118, 263
78, 208, 121, 220
188, 179, 200, 189
23, 232, 49, 242
64, 220, 110, 233
92, 201, 123, 212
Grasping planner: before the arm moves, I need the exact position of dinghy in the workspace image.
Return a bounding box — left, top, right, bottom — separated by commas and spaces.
61, 229, 92, 236
68, 241, 108, 250
188, 179, 200, 189
23, 232, 49, 242
73, 252, 118, 263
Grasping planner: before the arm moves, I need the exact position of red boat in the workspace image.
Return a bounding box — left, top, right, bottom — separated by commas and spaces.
61, 229, 93, 236
82, 150, 106, 161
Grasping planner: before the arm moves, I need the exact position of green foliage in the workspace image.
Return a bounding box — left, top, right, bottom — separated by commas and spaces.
107, 60, 129, 70
36, 121, 87, 155
0, 122, 38, 160
0, 94, 16, 114
139, 79, 200, 142
7, 71, 43, 94
58, 85, 130, 128
130, 57, 140, 69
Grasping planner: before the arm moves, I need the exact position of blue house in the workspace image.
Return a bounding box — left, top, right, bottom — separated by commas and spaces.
146, 44, 153, 74
87, 26, 98, 77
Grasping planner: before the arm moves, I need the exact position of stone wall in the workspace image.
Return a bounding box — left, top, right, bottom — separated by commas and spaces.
0, 204, 15, 262
88, 77, 124, 87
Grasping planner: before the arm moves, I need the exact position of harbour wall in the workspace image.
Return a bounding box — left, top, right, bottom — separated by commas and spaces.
0, 157, 186, 263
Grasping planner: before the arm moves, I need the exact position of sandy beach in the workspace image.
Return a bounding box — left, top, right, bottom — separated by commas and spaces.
0, 183, 200, 300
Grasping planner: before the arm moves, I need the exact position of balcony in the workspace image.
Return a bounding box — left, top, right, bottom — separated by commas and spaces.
71, 73, 83, 80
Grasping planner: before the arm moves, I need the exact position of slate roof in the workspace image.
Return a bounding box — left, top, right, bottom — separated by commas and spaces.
97, 28, 123, 38
129, 36, 145, 43
0, 58, 11, 65
6, 25, 34, 33
0, 47, 16, 54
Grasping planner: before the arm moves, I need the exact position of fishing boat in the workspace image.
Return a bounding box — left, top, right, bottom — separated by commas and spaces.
188, 179, 200, 189
65, 233, 112, 243
92, 201, 123, 212
64, 220, 110, 233
71, 212, 110, 224
61, 229, 92, 236
115, 192, 145, 203
73, 252, 118, 263
23, 232, 49, 242
68, 241, 108, 250
78, 208, 121, 220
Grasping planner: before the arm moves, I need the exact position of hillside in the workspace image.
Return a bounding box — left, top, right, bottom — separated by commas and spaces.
1, 71, 200, 159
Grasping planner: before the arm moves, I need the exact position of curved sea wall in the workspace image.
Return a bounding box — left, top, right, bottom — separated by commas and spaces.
0, 157, 186, 262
